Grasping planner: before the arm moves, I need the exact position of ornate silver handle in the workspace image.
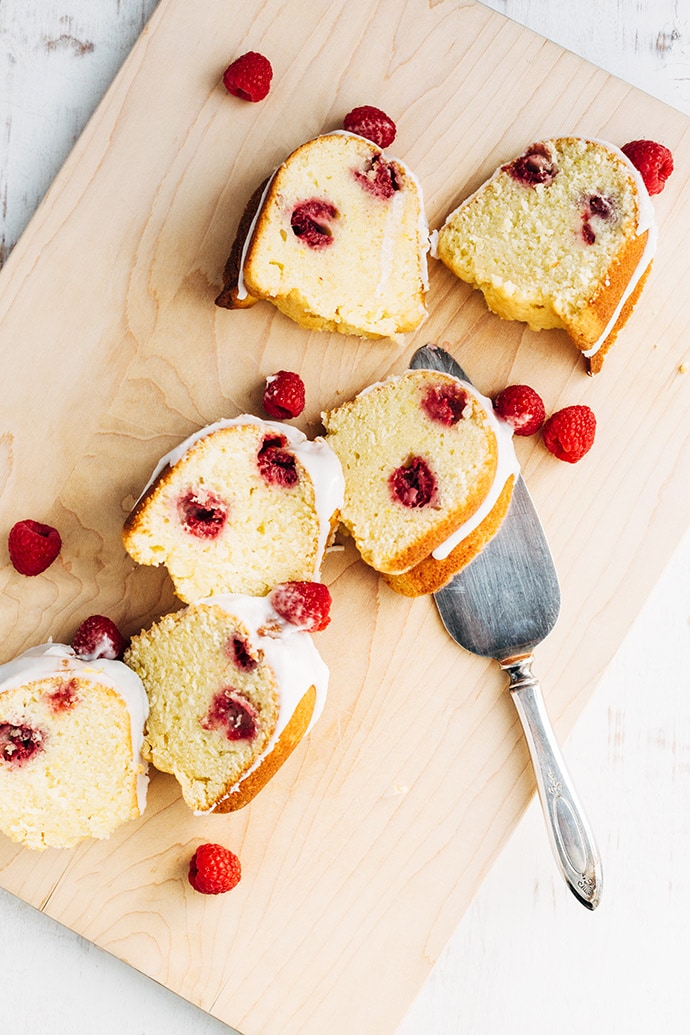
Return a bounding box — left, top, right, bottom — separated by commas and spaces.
500, 655, 603, 910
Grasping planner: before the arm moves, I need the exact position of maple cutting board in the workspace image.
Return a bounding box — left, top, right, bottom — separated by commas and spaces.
0, 0, 689, 1031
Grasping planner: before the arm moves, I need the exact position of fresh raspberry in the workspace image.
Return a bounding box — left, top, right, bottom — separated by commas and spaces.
8, 519, 62, 576
222, 51, 273, 102
421, 383, 469, 426
493, 384, 546, 436
621, 139, 674, 195
263, 370, 306, 419
177, 490, 228, 539
389, 456, 438, 508
202, 688, 258, 741
290, 200, 337, 249
542, 405, 596, 463
270, 581, 332, 632
72, 615, 127, 661
188, 843, 242, 895
353, 156, 398, 200
343, 105, 397, 148
257, 436, 299, 487
0, 723, 44, 766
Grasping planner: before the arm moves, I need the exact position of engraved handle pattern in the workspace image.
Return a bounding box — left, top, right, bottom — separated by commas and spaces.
501, 655, 603, 909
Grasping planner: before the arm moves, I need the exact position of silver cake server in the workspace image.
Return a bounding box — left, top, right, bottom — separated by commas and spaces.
410, 344, 603, 910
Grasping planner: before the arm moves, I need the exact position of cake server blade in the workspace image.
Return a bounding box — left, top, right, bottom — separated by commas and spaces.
410, 344, 603, 910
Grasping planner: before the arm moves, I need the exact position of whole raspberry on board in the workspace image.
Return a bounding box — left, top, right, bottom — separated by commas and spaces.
621, 139, 674, 195
7, 519, 62, 576
188, 843, 241, 895
263, 369, 306, 419
542, 405, 596, 463
72, 615, 126, 661
493, 384, 546, 436
270, 581, 332, 632
222, 51, 273, 102
343, 105, 397, 148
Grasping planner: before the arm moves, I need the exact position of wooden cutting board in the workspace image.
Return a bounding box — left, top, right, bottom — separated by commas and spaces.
0, 0, 688, 1031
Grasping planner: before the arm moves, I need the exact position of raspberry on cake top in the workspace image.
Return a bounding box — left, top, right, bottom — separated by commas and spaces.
215, 131, 429, 340
434, 137, 657, 373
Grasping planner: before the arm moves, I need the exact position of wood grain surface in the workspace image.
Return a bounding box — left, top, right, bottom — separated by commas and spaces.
0, 1, 689, 1033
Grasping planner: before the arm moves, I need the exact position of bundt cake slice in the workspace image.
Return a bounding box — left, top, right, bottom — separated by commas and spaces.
322, 368, 518, 591
124, 593, 329, 813
215, 132, 429, 339
435, 137, 657, 373
0, 643, 148, 850
123, 415, 344, 602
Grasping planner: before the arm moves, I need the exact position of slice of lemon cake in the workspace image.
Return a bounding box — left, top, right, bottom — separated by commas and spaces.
435, 137, 657, 373
215, 132, 429, 340
322, 367, 518, 593
0, 643, 148, 851
124, 589, 329, 813
123, 415, 344, 602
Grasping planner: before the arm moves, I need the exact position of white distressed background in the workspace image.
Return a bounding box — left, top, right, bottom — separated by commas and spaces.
1, 2, 689, 1032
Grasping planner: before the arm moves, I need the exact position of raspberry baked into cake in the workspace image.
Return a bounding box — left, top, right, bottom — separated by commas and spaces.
435, 137, 657, 373
0, 643, 148, 850
322, 367, 519, 596
123, 415, 344, 602
215, 131, 429, 339
124, 589, 329, 813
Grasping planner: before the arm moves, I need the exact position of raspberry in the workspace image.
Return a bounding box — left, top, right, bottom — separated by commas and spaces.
7, 519, 62, 576
291, 200, 337, 249
177, 490, 228, 539
270, 581, 332, 632
188, 843, 241, 895
621, 139, 674, 196
353, 156, 398, 200
389, 456, 438, 508
263, 370, 306, 419
542, 405, 596, 463
72, 615, 126, 661
0, 723, 44, 766
421, 383, 469, 426
493, 385, 546, 436
222, 51, 273, 103
343, 105, 397, 148
227, 636, 258, 672
202, 689, 258, 741
505, 143, 559, 187
257, 436, 299, 487
47, 678, 80, 714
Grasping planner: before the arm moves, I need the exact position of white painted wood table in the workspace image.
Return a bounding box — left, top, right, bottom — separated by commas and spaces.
1, 1, 689, 1032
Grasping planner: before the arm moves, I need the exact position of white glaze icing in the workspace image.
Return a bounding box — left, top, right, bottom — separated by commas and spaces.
194, 593, 329, 812
0, 642, 149, 812
234, 130, 430, 303
429, 379, 519, 560
134, 414, 345, 577
433, 137, 658, 360
582, 139, 657, 358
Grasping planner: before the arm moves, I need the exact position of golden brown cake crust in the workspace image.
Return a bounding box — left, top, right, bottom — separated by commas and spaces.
214, 176, 270, 309
383, 475, 515, 596
209, 684, 317, 812
586, 258, 652, 375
